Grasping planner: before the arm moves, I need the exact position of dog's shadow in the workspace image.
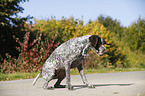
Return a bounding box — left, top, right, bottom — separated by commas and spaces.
73, 83, 134, 90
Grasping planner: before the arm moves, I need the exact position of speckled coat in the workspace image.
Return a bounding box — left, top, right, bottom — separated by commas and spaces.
42, 35, 92, 80
33, 35, 109, 90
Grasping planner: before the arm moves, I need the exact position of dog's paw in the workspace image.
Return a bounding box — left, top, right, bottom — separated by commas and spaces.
88, 84, 95, 88
68, 86, 75, 90
66, 85, 75, 90
54, 85, 66, 88
43, 83, 54, 90
44, 86, 54, 90
46, 86, 54, 90
43, 83, 48, 89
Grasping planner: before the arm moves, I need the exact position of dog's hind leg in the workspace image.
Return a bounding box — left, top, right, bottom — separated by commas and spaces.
42, 70, 55, 90
43, 76, 54, 90
54, 78, 66, 88
54, 69, 66, 88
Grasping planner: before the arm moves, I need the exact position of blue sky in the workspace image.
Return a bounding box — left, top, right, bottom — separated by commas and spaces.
19, 0, 145, 27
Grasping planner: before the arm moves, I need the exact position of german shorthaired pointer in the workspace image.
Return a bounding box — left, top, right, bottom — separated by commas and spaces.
33, 35, 110, 90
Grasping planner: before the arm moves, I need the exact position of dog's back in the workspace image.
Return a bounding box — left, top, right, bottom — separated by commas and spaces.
44, 35, 91, 67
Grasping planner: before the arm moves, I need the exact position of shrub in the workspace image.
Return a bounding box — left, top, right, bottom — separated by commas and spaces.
32, 17, 125, 69
0, 31, 60, 74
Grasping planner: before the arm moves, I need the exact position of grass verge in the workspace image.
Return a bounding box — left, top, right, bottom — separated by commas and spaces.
0, 68, 145, 81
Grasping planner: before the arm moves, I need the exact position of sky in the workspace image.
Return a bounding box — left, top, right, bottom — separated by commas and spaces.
19, 0, 145, 27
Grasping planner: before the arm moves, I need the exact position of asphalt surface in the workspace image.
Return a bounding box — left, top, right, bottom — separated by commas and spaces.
0, 71, 145, 96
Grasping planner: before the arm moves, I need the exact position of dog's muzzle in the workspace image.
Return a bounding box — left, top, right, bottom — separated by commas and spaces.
98, 50, 107, 56
91, 46, 107, 57
91, 47, 100, 57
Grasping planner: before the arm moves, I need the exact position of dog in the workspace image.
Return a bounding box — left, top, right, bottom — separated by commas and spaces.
33, 35, 110, 90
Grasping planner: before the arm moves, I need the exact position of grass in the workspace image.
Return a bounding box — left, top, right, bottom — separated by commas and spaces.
0, 68, 145, 81
0, 72, 40, 81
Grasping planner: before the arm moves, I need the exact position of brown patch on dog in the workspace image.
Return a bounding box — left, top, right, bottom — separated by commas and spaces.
53, 69, 66, 79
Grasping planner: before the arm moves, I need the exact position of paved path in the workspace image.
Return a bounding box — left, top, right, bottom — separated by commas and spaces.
0, 71, 145, 96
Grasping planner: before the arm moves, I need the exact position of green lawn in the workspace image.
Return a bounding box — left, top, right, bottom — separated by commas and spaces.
0, 68, 145, 81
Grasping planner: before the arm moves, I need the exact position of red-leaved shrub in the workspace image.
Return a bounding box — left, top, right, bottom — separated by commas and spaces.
0, 31, 60, 73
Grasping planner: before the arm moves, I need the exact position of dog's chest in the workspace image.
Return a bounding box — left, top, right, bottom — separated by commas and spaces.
70, 56, 85, 68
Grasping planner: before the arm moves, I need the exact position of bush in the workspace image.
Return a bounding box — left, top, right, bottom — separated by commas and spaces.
2, 16, 143, 74
0, 31, 60, 74
33, 17, 125, 69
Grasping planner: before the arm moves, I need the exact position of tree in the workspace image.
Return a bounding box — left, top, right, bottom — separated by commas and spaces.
126, 17, 145, 52
0, 0, 32, 61
98, 15, 124, 40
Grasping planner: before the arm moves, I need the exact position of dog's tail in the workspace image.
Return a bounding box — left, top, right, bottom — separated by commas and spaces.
32, 72, 42, 86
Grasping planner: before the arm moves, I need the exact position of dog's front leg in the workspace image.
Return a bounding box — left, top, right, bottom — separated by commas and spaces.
77, 64, 95, 88
65, 62, 74, 90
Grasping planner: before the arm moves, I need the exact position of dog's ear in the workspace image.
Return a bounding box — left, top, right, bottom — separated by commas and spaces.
89, 35, 99, 47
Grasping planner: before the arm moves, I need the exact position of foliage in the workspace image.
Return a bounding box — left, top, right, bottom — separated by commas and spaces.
32, 17, 125, 69
32, 17, 79, 43
1, 12, 145, 74
0, 31, 60, 73
0, 16, 126, 73
0, 0, 32, 60
0, 0, 31, 26
98, 15, 124, 40
125, 18, 145, 52
97, 15, 145, 68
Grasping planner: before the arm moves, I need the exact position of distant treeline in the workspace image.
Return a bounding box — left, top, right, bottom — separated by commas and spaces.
0, 0, 145, 74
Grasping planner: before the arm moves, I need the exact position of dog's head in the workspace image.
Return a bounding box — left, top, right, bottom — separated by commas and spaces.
89, 35, 110, 56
